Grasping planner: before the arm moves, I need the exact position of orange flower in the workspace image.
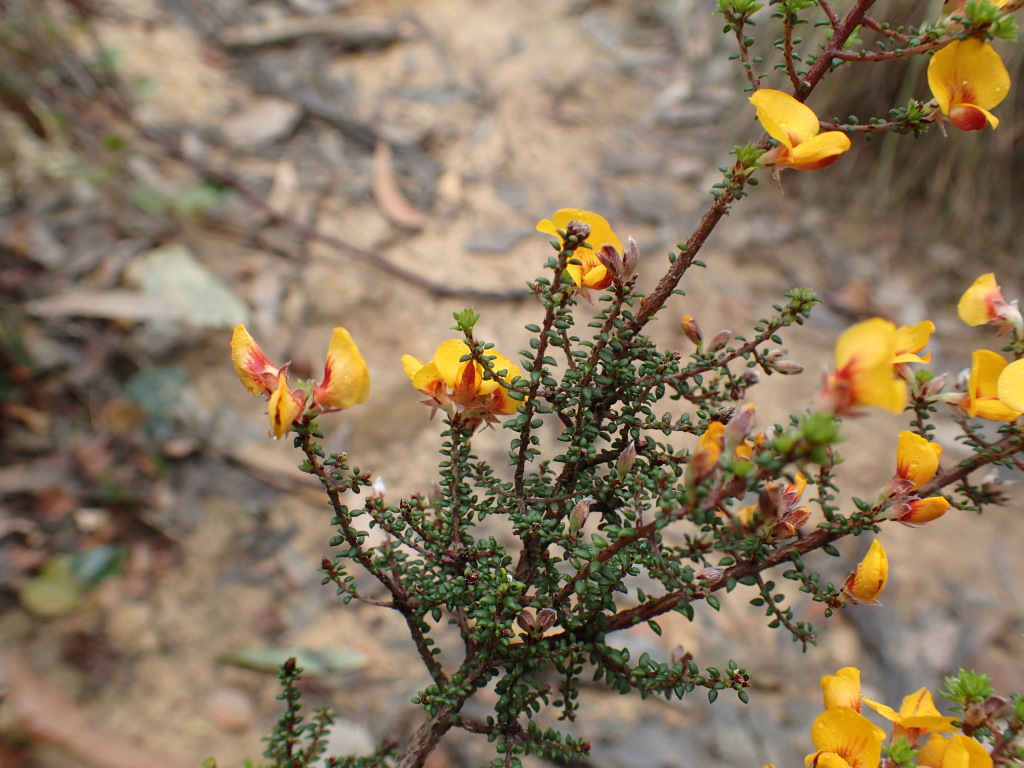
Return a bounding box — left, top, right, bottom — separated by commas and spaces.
957, 273, 1022, 335
749, 89, 851, 172
928, 40, 1010, 131
842, 540, 888, 605
805, 707, 886, 768
918, 733, 993, 768
817, 319, 906, 416
536, 209, 623, 298
862, 688, 959, 747
403, 339, 522, 425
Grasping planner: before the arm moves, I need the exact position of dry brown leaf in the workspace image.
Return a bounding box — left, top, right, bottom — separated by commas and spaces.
373, 140, 428, 230
3, 653, 194, 768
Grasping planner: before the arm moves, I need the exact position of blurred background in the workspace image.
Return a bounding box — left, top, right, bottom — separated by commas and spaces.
2, 0, 1024, 766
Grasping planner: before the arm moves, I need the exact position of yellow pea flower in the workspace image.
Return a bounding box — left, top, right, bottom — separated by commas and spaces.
536, 209, 622, 298
957, 350, 1022, 421
958, 273, 1022, 335
821, 667, 862, 712
842, 540, 888, 605
403, 339, 522, 425
895, 431, 941, 492
749, 89, 851, 172
918, 733, 993, 768
805, 707, 886, 768
818, 319, 906, 416
310, 328, 370, 413
862, 688, 959, 747
928, 40, 1010, 131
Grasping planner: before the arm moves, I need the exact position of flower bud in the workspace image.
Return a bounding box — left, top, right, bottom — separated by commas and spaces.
622, 237, 640, 280
516, 610, 537, 632
564, 219, 591, 244
568, 497, 592, 539
372, 476, 387, 499
724, 403, 755, 453
920, 372, 949, 398
616, 440, 637, 479
535, 607, 557, 632
695, 566, 722, 584
681, 315, 703, 346
765, 348, 788, 362
774, 360, 805, 375
595, 243, 623, 277
709, 330, 732, 353
743, 370, 761, 387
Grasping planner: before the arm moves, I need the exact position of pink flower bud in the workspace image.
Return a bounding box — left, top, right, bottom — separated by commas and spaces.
681, 315, 703, 346
616, 440, 637, 479
709, 330, 732, 353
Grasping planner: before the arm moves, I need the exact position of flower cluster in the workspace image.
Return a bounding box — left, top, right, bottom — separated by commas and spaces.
231, 325, 370, 438
800, 667, 987, 768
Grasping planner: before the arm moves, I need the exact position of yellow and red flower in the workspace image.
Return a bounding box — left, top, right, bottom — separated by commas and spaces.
928, 40, 1010, 131
403, 339, 522, 425
749, 89, 851, 172
231, 324, 370, 439
958, 273, 1022, 336
842, 540, 888, 605
817, 319, 907, 416
536, 209, 623, 299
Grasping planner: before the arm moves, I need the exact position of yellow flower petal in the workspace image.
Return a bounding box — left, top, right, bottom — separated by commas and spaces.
896, 431, 942, 490
749, 89, 820, 148
919, 733, 993, 768
996, 358, 1024, 412
412, 361, 443, 392
402, 354, 425, 380
434, 339, 476, 392
892, 321, 935, 364
901, 497, 950, 526
808, 707, 886, 768
268, 371, 303, 439
897, 688, 959, 731
958, 274, 1002, 326
231, 323, 279, 397
786, 131, 852, 170
312, 328, 370, 412
967, 350, 1022, 421
821, 667, 862, 711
